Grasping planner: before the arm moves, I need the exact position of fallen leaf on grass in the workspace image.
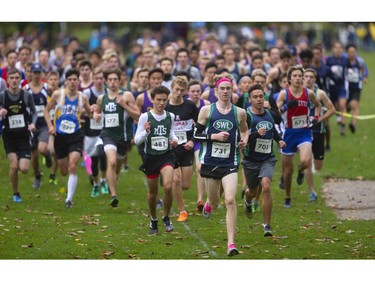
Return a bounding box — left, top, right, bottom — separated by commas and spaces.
3, 205, 10, 211
42, 212, 53, 216
82, 221, 99, 225
345, 229, 355, 234
101, 251, 114, 258
128, 254, 139, 259
21, 243, 33, 248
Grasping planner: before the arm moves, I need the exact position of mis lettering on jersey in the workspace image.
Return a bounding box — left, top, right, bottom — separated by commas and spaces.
154, 125, 167, 135
213, 119, 233, 132
105, 102, 117, 112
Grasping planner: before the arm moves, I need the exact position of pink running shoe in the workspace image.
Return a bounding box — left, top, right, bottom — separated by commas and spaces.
227, 243, 239, 256
202, 202, 212, 219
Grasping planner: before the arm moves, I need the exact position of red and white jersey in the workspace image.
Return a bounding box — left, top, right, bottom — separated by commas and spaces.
283, 87, 310, 129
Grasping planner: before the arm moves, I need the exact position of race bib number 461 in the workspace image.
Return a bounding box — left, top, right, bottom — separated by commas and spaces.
151, 136, 169, 151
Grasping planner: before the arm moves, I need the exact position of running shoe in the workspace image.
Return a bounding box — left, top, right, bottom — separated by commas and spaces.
110, 197, 119, 207
13, 193, 22, 203
227, 243, 239, 256
202, 202, 212, 219
252, 200, 260, 212
101, 181, 109, 194
196, 200, 204, 212
177, 211, 188, 222
121, 165, 130, 173
49, 174, 57, 185
157, 198, 163, 210
284, 198, 291, 208
244, 199, 253, 219
65, 200, 72, 208
149, 218, 159, 235
297, 171, 304, 185
91, 185, 100, 197
309, 192, 318, 202
162, 216, 174, 232
263, 224, 273, 237
32, 173, 43, 189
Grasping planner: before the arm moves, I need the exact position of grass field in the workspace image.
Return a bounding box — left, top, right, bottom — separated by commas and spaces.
1, 53, 375, 278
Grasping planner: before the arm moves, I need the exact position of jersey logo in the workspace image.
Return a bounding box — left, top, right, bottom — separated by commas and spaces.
213, 119, 233, 132
154, 125, 167, 135
256, 121, 273, 131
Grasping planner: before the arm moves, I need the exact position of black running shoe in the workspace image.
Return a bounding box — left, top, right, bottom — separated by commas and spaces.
162, 216, 174, 232
297, 171, 304, 185
149, 218, 159, 235
110, 197, 119, 208
263, 224, 273, 237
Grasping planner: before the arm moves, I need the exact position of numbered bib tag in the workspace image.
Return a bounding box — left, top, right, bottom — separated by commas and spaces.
8, 114, 25, 129
348, 69, 359, 83
292, 115, 307, 128
35, 105, 45, 117
105, 113, 119, 127
90, 118, 103, 130
175, 131, 187, 145
151, 136, 169, 151
59, 120, 76, 134
255, 138, 272, 154
212, 142, 231, 158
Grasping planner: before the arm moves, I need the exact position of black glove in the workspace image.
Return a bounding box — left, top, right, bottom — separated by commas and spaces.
309, 116, 320, 128
286, 99, 298, 109
281, 99, 298, 113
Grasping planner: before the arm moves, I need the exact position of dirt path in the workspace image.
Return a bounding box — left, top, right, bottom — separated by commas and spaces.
322, 179, 375, 220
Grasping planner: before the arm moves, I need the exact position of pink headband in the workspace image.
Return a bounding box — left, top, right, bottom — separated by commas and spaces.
215, 77, 232, 87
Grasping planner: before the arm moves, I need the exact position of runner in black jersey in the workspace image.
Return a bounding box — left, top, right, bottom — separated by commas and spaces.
0, 68, 38, 203
165, 77, 198, 222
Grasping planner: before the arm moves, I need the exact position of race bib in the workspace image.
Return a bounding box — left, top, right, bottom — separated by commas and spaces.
35, 105, 45, 117
255, 139, 272, 154
151, 136, 169, 151
105, 113, 119, 128
175, 131, 187, 145
59, 120, 76, 134
8, 114, 25, 129
292, 115, 307, 128
212, 142, 231, 158
348, 69, 360, 83
90, 118, 103, 130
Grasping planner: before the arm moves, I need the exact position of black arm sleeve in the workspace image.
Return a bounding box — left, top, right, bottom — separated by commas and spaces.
248, 131, 261, 142
272, 127, 283, 143
268, 95, 282, 125
193, 122, 211, 142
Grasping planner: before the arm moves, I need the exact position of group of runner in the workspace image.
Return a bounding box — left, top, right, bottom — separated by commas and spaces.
0, 33, 367, 256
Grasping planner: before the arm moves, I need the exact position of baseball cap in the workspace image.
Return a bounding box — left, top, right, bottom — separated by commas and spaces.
31, 62, 43, 72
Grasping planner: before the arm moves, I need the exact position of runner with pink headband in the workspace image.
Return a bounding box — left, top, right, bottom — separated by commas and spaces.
215, 77, 232, 87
